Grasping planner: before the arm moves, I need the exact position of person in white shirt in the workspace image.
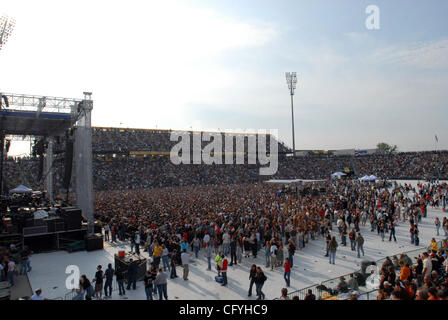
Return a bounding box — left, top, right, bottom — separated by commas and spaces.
181, 249, 191, 281
222, 232, 230, 256
422, 252, 432, 277
203, 232, 210, 245
270, 243, 278, 270
135, 232, 141, 256
31, 289, 49, 300
103, 224, 110, 242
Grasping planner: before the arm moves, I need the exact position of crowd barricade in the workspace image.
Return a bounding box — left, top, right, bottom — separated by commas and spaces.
284, 240, 444, 300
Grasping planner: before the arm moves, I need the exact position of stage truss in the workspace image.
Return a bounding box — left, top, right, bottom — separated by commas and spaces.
0, 91, 94, 233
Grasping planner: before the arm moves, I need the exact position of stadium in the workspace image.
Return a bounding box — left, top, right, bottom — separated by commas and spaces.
1, 1, 448, 306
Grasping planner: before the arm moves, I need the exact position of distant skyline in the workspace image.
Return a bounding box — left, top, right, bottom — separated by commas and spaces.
2, 0, 448, 156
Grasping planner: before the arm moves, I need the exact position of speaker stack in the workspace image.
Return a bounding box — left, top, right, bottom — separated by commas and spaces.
86, 233, 104, 251
60, 207, 82, 231
45, 217, 65, 232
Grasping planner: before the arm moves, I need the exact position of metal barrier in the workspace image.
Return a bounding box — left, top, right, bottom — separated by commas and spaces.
285, 284, 321, 300
284, 239, 444, 300
64, 290, 77, 300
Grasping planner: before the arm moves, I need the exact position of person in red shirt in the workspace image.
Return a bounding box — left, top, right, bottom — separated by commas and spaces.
284, 258, 291, 287
221, 255, 228, 286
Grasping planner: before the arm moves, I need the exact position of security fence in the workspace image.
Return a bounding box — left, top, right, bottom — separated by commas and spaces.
283, 239, 445, 300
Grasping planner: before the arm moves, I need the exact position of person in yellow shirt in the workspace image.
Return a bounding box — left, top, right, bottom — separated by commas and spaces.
153, 243, 163, 267
430, 238, 438, 252
215, 253, 223, 276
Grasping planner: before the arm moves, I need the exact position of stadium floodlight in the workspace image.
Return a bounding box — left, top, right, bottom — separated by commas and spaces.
0, 14, 16, 52
285, 72, 297, 156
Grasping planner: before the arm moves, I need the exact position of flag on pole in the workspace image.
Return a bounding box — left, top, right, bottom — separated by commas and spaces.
435, 134, 439, 143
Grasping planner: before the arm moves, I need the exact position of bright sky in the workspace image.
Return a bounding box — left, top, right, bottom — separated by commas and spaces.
2, 0, 448, 156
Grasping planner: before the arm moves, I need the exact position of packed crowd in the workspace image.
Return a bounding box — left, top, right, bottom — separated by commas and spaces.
92, 127, 291, 153
3, 128, 448, 193
4, 151, 448, 193
85, 179, 448, 300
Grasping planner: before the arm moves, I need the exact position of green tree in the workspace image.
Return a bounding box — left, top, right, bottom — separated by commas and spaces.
376, 142, 398, 154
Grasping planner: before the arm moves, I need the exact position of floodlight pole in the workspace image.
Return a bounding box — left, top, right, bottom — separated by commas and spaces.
290, 90, 295, 157
286, 72, 297, 157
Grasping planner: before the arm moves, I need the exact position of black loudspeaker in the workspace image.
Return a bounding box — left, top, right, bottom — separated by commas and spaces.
86, 233, 103, 251
61, 207, 82, 231
25, 218, 34, 228
63, 140, 74, 190
45, 217, 65, 232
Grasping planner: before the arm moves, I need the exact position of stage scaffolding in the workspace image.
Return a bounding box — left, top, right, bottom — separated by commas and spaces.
0, 91, 95, 234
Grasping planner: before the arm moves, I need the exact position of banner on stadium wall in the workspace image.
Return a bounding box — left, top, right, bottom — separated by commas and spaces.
354, 150, 368, 155
129, 151, 247, 156
130, 151, 171, 155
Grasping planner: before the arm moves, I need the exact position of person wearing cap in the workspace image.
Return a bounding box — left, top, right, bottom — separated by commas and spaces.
349, 290, 361, 300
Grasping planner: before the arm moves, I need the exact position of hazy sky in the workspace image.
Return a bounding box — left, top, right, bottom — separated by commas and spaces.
2, 0, 448, 155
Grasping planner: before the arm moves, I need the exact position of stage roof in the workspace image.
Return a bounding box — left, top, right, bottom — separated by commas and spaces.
1, 110, 72, 136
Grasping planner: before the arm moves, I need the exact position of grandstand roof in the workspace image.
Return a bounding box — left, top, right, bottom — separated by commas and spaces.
92, 126, 272, 136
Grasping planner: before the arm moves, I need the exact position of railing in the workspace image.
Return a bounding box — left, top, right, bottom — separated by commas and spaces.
285, 284, 321, 300
321, 289, 378, 300
283, 239, 444, 300
64, 290, 77, 300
